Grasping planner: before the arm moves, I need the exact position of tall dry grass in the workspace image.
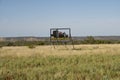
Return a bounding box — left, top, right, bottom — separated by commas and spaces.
0, 44, 120, 57
0, 44, 120, 80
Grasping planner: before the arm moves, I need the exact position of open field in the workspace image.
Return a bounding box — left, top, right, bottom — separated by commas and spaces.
0, 44, 120, 80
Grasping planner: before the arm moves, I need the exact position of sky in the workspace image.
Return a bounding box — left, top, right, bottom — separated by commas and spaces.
0, 0, 120, 37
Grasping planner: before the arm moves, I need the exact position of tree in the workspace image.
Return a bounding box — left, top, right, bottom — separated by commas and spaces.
84, 36, 95, 44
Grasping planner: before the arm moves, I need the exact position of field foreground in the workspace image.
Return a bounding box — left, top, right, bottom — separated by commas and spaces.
0, 44, 120, 80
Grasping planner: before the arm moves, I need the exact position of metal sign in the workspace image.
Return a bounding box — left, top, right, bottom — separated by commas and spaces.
50, 28, 74, 49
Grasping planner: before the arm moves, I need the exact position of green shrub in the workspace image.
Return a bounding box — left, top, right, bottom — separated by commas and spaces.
0, 45, 3, 48
80, 36, 95, 44
28, 45, 36, 49
7, 42, 14, 46
38, 42, 45, 45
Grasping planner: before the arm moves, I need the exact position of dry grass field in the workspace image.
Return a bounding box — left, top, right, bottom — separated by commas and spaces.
1, 44, 120, 57
0, 44, 120, 80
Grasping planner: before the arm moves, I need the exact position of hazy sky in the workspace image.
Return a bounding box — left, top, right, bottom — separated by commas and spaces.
0, 0, 120, 37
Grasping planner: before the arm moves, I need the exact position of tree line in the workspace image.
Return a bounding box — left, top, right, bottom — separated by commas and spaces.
0, 36, 120, 47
